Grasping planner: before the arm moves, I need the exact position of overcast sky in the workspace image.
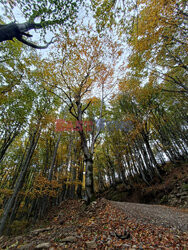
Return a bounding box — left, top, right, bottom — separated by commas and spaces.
0, 1, 130, 104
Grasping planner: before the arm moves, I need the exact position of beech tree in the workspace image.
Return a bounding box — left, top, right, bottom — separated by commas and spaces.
0, 49, 61, 234
41, 28, 121, 202
92, 0, 188, 94
0, 0, 82, 48
0, 40, 36, 162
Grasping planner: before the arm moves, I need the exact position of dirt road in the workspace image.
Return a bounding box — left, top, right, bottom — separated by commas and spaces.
111, 201, 188, 232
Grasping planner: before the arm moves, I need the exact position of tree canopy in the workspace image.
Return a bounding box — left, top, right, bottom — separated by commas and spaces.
0, 0, 83, 48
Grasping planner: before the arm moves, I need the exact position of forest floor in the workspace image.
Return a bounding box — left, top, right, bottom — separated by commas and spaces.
0, 198, 187, 249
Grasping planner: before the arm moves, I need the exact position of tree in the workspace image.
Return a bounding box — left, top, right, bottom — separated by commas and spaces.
0, 49, 61, 234
92, 0, 188, 94
0, 117, 41, 235
126, 0, 188, 93
0, 40, 36, 162
0, 0, 82, 48
42, 28, 121, 202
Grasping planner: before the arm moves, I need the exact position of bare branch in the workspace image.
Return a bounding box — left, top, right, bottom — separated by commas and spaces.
162, 89, 188, 94
69, 104, 78, 119
82, 101, 91, 114
17, 36, 55, 49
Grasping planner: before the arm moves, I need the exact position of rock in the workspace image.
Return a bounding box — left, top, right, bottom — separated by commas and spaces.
61, 236, 77, 242
158, 234, 162, 240
170, 195, 176, 198
8, 241, 19, 248
107, 240, 111, 245
0, 236, 4, 243
19, 243, 34, 249
70, 232, 78, 237
59, 220, 65, 225
59, 243, 66, 247
115, 230, 131, 239
181, 191, 187, 196
122, 243, 131, 249
130, 245, 137, 250
15, 236, 23, 241
180, 197, 187, 201
86, 240, 97, 248
91, 201, 97, 206
109, 231, 116, 236
35, 242, 51, 249
31, 227, 52, 235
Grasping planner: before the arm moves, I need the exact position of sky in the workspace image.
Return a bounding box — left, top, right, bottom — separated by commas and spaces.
0, 1, 131, 106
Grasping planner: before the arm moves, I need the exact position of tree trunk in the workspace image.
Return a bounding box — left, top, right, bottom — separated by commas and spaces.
0, 22, 53, 48
77, 101, 95, 203
0, 125, 41, 235
77, 159, 84, 199
0, 131, 19, 164
85, 157, 94, 203
0, 22, 39, 42
141, 131, 162, 179
97, 169, 105, 192
48, 134, 61, 181
70, 164, 76, 199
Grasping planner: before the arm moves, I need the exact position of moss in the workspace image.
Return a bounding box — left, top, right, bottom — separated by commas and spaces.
8, 220, 29, 235
117, 184, 126, 192
0, 209, 4, 217
54, 237, 63, 243
182, 183, 188, 191
160, 195, 168, 204
111, 192, 128, 201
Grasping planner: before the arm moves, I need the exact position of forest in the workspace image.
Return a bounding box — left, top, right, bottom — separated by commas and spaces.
0, 0, 187, 247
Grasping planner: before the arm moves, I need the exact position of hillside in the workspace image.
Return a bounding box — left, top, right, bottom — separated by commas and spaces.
99, 162, 188, 208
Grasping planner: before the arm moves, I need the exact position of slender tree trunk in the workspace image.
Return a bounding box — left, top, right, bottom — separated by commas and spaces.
85, 156, 94, 202
70, 165, 76, 199
48, 134, 61, 181
105, 150, 116, 187
141, 131, 162, 179
0, 125, 41, 235
0, 131, 19, 164
38, 134, 61, 217
77, 159, 84, 198
97, 169, 105, 192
